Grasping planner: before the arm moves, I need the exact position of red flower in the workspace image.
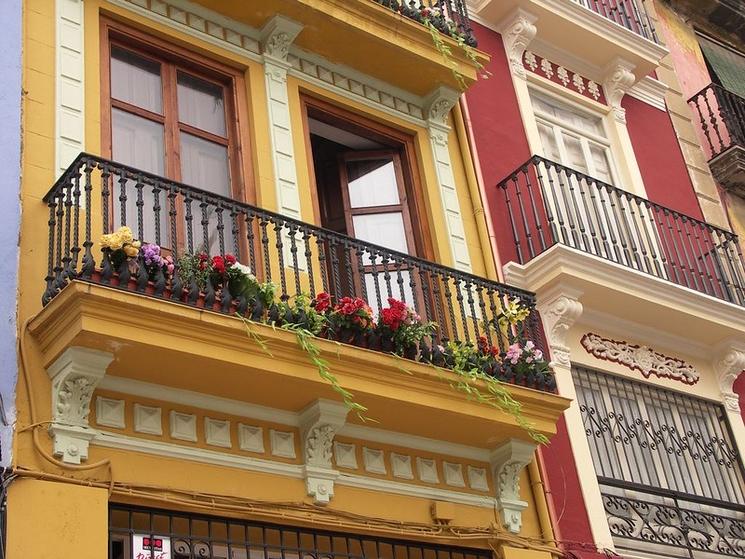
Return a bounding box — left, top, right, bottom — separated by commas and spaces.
211, 255, 226, 275
198, 252, 209, 271
314, 292, 331, 313
380, 298, 409, 331
224, 253, 237, 266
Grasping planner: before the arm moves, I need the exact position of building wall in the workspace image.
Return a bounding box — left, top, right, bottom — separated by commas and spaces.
0, 0, 22, 467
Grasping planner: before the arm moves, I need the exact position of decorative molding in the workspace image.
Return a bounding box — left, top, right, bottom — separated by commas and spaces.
95, 397, 125, 429
523, 51, 604, 103
270, 430, 296, 459
581, 332, 699, 385
169, 411, 197, 442
259, 14, 302, 63
467, 466, 489, 492
238, 424, 264, 453
416, 457, 439, 484
713, 342, 745, 413
333, 441, 358, 469
55, 0, 85, 179
205, 417, 232, 448
628, 76, 668, 111
391, 453, 414, 479
298, 399, 348, 504
603, 57, 636, 123
363, 447, 387, 475
46, 347, 113, 464
424, 86, 473, 274
443, 462, 465, 487
490, 439, 537, 534
134, 404, 163, 436
536, 286, 583, 368
498, 8, 538, 79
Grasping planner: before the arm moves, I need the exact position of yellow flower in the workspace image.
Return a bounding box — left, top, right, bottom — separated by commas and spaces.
100, 232, 123, 250
100, 226, 139, 253
123, 244, 139, 258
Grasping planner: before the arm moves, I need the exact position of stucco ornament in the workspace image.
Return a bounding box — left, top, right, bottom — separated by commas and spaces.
299, 400, 349, 504
46, 347, 114, 464
259, 15, 303, 63
498, 8, 537, 79
490, 439, 537, 533
424, 86, 460, 129
581, 332, 700, 385
537, 287, 583, 368
713, 342, 745, 413
603, 58, 636, 122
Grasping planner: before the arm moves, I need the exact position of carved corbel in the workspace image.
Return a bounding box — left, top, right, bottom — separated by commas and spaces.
299, 399, 349, 505
490, 439, 537, 533
46, 346, 114, 464
498, 9, 538, 79
424, 85, 461, 135
713, 341, 745, 413
259, 15, 303, 71
603, 58, 636, 123
536, 286, 583, 368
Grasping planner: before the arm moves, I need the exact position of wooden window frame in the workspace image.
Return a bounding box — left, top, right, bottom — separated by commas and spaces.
100, 16, 253, 205
299, 94, 435, 262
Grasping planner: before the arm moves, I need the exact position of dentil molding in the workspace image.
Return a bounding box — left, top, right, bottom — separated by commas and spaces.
490, 439, 537, 533
581, 332, 700, 385
46, 346, 114, 464
498, 8, 538, 79
299, 399, 349, 504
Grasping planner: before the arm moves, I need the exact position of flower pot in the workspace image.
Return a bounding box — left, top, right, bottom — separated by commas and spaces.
367, 331, 382, 352
250, 299, 265, 322
145, 280, 155, 295
381, 337, 395, 354
403, 344, 418, 361
353, 331, 368, 349
339, 327, 355, 345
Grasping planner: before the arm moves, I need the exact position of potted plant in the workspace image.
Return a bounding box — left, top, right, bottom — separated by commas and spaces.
325, 296, 375, 347
377, 297, 436, 359
504, 341, 550, 387
139, 243, 174, 295
99, 226, 141, 285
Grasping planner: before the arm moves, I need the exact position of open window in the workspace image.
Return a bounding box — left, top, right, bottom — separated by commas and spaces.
304, 99, 429, 313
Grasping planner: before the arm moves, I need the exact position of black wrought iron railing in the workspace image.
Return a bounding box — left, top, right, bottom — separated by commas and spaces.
372, 1, 476, 47
689, 83, 745, 161
42, 154, 550, 388
497, 155, 745, 305
573, 0, 658, 42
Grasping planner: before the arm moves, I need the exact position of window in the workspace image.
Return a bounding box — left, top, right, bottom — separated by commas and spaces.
103, 22, 244, 252
531, 93, 615, 184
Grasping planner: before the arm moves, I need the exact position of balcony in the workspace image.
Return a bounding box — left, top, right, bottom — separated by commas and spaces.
468, 0, 666, 79
688, 84, 745, 193
33, 153, 566, 449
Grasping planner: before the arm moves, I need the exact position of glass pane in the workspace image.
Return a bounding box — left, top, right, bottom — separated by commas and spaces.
346, 158, 400, 207
589, 143, 612, 183
537, 122, 561, 161
180, 132, 233, 254
561, 133, 588, 173
352, 212, 409, 255
111, 47, 162, 114
178, 73, 226, 137
112, 108, 168, 245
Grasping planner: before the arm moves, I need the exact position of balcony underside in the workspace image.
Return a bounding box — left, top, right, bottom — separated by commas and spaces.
192, 0, 487, 96
504, 244, 745, 345
30, 281, 569, 447
710, 145, 745, 195
470, 0, 666, 79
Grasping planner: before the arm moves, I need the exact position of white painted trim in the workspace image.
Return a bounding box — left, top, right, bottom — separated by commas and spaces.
94, 431, 497, 507
94, 430, 304, 478
336, 472, 496, 508
55, 0, 85, 178
628, 76, 668, 111
98, 376, 492, 461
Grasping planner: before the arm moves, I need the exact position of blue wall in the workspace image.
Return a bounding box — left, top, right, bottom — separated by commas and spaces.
0, 0, 22, 466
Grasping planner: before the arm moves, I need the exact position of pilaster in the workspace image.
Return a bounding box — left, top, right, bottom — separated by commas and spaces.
46, 346, 114, 464
424, 86, 472, 272
298, 399, 349, 505
714, 341, 745, 464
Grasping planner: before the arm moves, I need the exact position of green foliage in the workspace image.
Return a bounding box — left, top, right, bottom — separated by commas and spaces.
176, 253, 209, 289
423, 20, 490, 91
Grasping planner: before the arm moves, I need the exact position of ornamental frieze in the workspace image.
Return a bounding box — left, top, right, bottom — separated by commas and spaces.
580, 332, 699, 385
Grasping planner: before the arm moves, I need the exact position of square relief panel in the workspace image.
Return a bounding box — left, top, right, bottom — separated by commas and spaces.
363, 447, 387, 475
334, 442, 358, 469
443, 462, 465, 487
170, 411, 197, 442
270, 430, 296, 459
134, 404, 162, 436
391, 453, 414, 480
238, 424, 264, 453
96, 397, 125, 429
416, 457, 439, 484
467, 466, 489, 492
205, 418, 232, 448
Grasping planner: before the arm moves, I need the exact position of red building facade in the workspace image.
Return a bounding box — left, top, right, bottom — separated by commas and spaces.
464, 2, 745, 557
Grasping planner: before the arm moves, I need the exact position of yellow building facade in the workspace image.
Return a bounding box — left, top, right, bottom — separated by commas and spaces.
10, 1, 569, 558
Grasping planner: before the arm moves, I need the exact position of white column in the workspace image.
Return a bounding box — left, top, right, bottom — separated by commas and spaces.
537, 285, 615, 551
424, 86, 473, 272
46, 346, 114, 464
299, 399, 349, 505
259, 16, 304, 221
